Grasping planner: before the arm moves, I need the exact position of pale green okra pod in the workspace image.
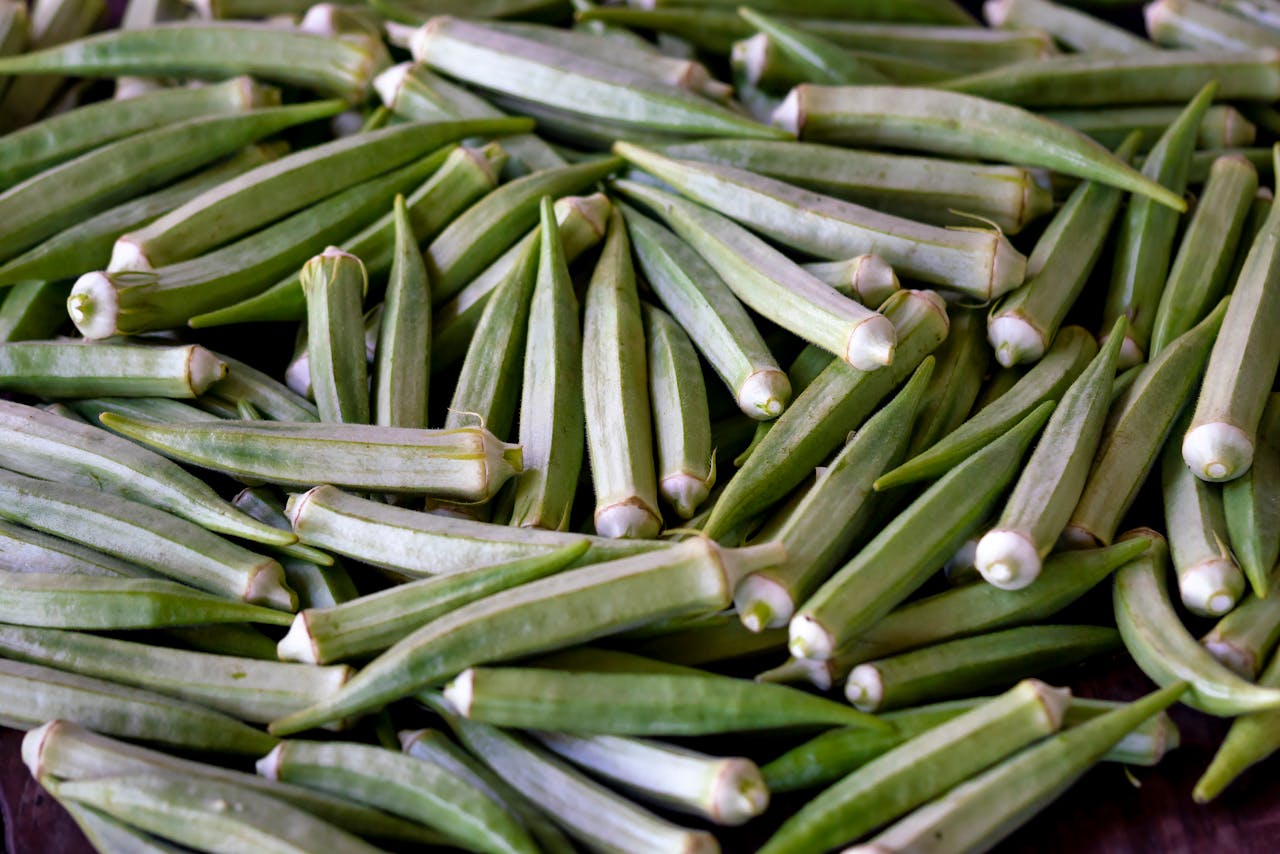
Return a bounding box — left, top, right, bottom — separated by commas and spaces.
373, 195, 431, 429
302, 247, 370, 425
1201, 589, 1280, 679
1223, 392, 1280, 597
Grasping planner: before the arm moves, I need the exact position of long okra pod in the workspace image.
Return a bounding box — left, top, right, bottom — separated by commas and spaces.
0, 518, 157, 578
0, 281, 70, 343
1224, 392, 1280, 597
1201, 589, 1280, 678
1044, 105, 1256, 152
1194, 649, 1280, 802
906, 308, 988, 457
1146, 0, 1280, 49
985, 0, 1153, 52
373, 195, 431, 428
301, 248, 370, 424
0, 340, 225, 399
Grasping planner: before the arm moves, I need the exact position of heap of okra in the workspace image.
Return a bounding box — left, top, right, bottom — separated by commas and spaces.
1, 0, 1280, 850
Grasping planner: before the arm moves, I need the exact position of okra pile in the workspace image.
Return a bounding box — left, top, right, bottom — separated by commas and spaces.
1, 0, 1279, 850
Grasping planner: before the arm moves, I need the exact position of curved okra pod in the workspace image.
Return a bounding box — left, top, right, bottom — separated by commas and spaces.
508, 197, 585, 531
615, 143, 1025, 302
0, 470, 294, 610
98, 416, 521, 500
1183, 148, 1280, 483
444, 666, 884, 735
582, 210, 662, 538
622, 202, 789, 420
849, 683, 1188, 854
906, 308, 988, 458
1194, 649, 1280, 802
701, 289, 949, 540
1150, 154, 1259, 357
644, 304, 716, 520
0, 400, 294, 547
373, 195, 431, 429
660, 139, 1053, 235
988, 134, 1139, 367
1224, 393, 1280, 597
844, 624, 1120, 712
278, 542, 588, 664
614, 177, 898, 371
301, 248, 370, 424
1200, 589, 1280, 679
984, 0, 1153, 53
258, 740, 538, 854
734, 358, 933, 632
1114, 530, 1280, 715
0, 101, 341, 264
975, 320, 1126, 590
1102, 83, 1215, 366
791, 402, 1053, 661
875, 326, 1094, 491
0, 21, 391, 102
803, 255, 900, 309
774, 85, 1186, 212
758, 679, 1070, 854
1146, 0, 1280, 49
268, 537, 785, 734
1066, 300, 1228, 547
0, 660, 278, 755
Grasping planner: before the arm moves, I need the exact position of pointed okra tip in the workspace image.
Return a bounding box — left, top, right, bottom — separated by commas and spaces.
1182, 423, 1255, 483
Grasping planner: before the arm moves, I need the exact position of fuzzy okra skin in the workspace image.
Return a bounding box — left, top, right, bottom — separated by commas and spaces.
302, 248, 370, 425
268, 537, 785, 734
1194, 650, 1280, 802
1224, 393, 1280, 598
1201, 589, 1280, 679
373, 194, 432, 429
0, 341, 225, 399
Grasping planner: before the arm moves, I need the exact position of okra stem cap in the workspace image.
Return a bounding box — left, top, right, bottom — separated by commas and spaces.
1182, 422, 1255, 482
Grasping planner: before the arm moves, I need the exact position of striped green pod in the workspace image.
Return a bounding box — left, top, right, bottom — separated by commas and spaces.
975, 321, 1126, 590
442, 714, 719, 854
1194, 649, 1280, 802
1065, 300, 1228, 547
0, 280, 69, 343
0, 21, 391, 103
444, 666, 883, 734
736, 8, 893, 86
876, 326, 1095, 491
1102, 83, 1215, 367
98, 416, 522, 501
985, 0, 1152, 53
258, 740, 538, 854
410, 15, 784, 140
208, 352, 319, 424
582, 209, 661, 538
632, 0, 977, 24
0, 0, 104, 132
803, 255, 900, 308
776, 85, 1187, 212
0, 400, 295, 547
509, 197, 585, 531
1043, 105, 1257, 152
301, 248, 370, 424
701, 289, 949, 540
25, 721, 443, 847
48, 772, 385, 853
616, 143, 1025, 302
622, 202, 788, 420
615, 178, 897, 371
0, 0, 27, 105
0, 76, 277, 189
731, 31, 952, 94
734, 358, 933, 632
425, 157, 622, 305
0, 517, 157, 578
906, 308, 988, 458
285, 485, 660, 576
850, 683, 1187, 854
624, 611, 787, 667
1114, 529, 1280, 716
1201, 589, 1280, 679
1163, 418, 1247, 617
374, 195, 431, 429
644, 304, 715, 520
0, 625, 351, 724
433, 191, 611, 373
1183, 148, 1280, 483
66, 397, 224, 428
0, 144, 283, 288
988, 134, 1139, 368
191, 142, 503, 328
278, 542, 588, 664
758, 679, 1070, 854
1150, 154, 1259, 357
268, 537, 785, 734
790, 402, 1053, 661
0, 470, 295, 610
844, 624, 1120, 712
0, 101, 341, 264
1224, 393, 1280, 598
1147, 0, 1280, 49
59, 802, 185, 854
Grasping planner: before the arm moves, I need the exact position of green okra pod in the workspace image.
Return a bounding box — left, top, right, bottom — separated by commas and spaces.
758, 679, 1070, 854
0, 660, 278, 755
644, 304, 716, 520
1201, 589, 1280, 678
988, 134, 1139, 367
269, 537, 785, 734
906, 308, 988, 458
775, 85, 1187, 212
258, 740, 538, 854
985, 0, 1153, 52
736, 8, 894, 86
1224, 392, 1280, 598
0, 340, 224, 399
790, 401, 1053, 661
373, 195, 431, 429
974, 320, 1126, 590
66, 396, 222, 428
208, 352, 318, 424
1115, 530, 1280, 715
0, 518, 156, 578
1043, 105, 1257, 152
844, 624, 1120, 712
701, 289, 949, 540
1194, 649, 1280, 802
803, 255, 900, 309
301, 248, 370, 424
627, 611, 787, 667
1183, 147, 1280, 483
1150, 154, 1259, 357
876, 326, 1095, 491
622, 202, 789, 420
1146, 0, 1280, 49
0, 0, 104, 132
0, 280, 70, 343
58, 803, 185, 854
278, 542, 588, 664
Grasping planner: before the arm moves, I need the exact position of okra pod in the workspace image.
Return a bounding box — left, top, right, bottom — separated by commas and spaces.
301, 248, 369, 424
1193, 649, 1280, 802
373, 195, 431, 429
0, 0, 104, 132
58, 803, 185, 854
1147, 0, 1280, 49
208, 352, 318, 423
1224, 392, 1280, 597
0, 518, 155, 578
1201, 589, 1280, 678
628, 611, 787, 667
985, 0, 1153, 52
737, 8, 894, 86
906, 308, 988, 458
1044, 104, 1257, 152
0, 280, 70, 343
0, 340, 225, 398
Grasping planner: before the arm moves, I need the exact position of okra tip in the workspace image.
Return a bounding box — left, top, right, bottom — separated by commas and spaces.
1182, 423, 1254, 483
595, 497, 663, 540
739, 368, 792, 421
974, 528, 1042, 591
989, 314, 1047, 368
1179, 558, 1243, 617
847, 314, 898, 371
